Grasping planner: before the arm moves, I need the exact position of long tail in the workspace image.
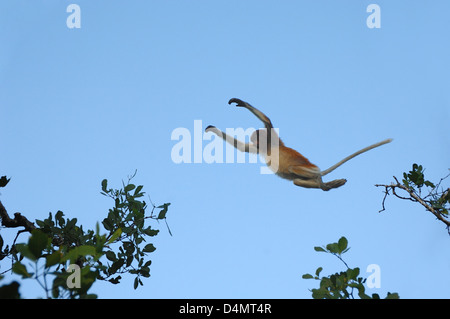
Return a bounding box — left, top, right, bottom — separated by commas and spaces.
320, 138, 393, 176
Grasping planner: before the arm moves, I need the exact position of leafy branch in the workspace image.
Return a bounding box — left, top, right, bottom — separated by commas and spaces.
302, 236, 399, 299
375, 164, 450, 232
0, 173, 171, 298
98, 173, 171, 288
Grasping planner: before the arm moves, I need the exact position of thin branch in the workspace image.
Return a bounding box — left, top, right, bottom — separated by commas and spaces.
375, 176, 450, 231
332, 253, 350, 270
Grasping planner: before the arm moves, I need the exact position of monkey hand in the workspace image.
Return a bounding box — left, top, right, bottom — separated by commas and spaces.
228, 98, 247, 107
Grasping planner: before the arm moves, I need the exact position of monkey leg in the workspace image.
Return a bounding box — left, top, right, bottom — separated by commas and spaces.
293, 179, 322, 189
289, 166, 346, 191
288, 165, 321, 180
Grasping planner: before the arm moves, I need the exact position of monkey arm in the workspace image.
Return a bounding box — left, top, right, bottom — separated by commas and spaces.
228, 98, 274, 131
205, 125, 258, 154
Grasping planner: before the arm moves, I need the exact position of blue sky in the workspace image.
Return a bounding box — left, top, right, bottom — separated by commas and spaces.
1, 1, 449, 298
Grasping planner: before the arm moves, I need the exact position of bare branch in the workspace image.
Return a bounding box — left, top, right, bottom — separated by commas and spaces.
0, 201, 36, 232
375, 177, 450, 232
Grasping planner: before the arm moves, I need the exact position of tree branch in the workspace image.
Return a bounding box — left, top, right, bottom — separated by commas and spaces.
0, 201, 36, 232
375, 177, 450, 231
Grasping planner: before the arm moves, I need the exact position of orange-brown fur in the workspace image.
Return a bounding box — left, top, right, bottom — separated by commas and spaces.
206, 98, 392, 191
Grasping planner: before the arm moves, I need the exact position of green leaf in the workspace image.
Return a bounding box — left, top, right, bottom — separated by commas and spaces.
63, 245, 98, 263
326, 243, 339, 254
143, 243, 156, 253
12, 262, 32, 278
134, 185, 144, 196
108, 276, 122, 284
28, 229, 49, 259
0, 176, 10, 188
424, 180, 435, 188
311, 287, 330, 299
385, 292, 400, 299
123, 241, 135, 254
315, 267, 323, 277
101, 179, 108, 192
143, 227, 159, 237
35, 219, 45, 228
357, 285, 370, 299
15, 243, 36, 261
102, 217, 113, 231
346, 267, 360, 280
302, 273, 314, 279
66, 218, 77, 230
0, 281, 20, 299
156, 203, 171, 219
337, 237, 348, 254
124, 184, 135, 193
55, 210, 65, 227
314, 246, 326, 252
106, 228, 122, 245
140, 266, 150, 278
110, 259, 125, 274
126, 254, 133, 267
105, 251, 117, 262
46, 250, 62, 267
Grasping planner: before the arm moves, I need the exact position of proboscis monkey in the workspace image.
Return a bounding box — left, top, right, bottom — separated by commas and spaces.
205, 98, 392, 191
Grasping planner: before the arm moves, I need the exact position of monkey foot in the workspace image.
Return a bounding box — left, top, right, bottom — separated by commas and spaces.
322, 179, 347, 191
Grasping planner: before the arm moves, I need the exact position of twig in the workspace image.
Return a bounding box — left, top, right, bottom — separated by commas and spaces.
375, 176, 450, 231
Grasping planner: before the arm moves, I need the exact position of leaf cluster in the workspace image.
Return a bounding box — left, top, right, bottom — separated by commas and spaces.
375, 164, 450, 232
402, 164, 435, 189
302, 237, 399, 299
0, 174, 171, 298
99, 177, 170, 289
11, 228, 100, 298
402, 164, 449, 217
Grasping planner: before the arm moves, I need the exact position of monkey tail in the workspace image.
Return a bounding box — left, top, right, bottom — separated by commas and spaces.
320, 138, 393, 176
